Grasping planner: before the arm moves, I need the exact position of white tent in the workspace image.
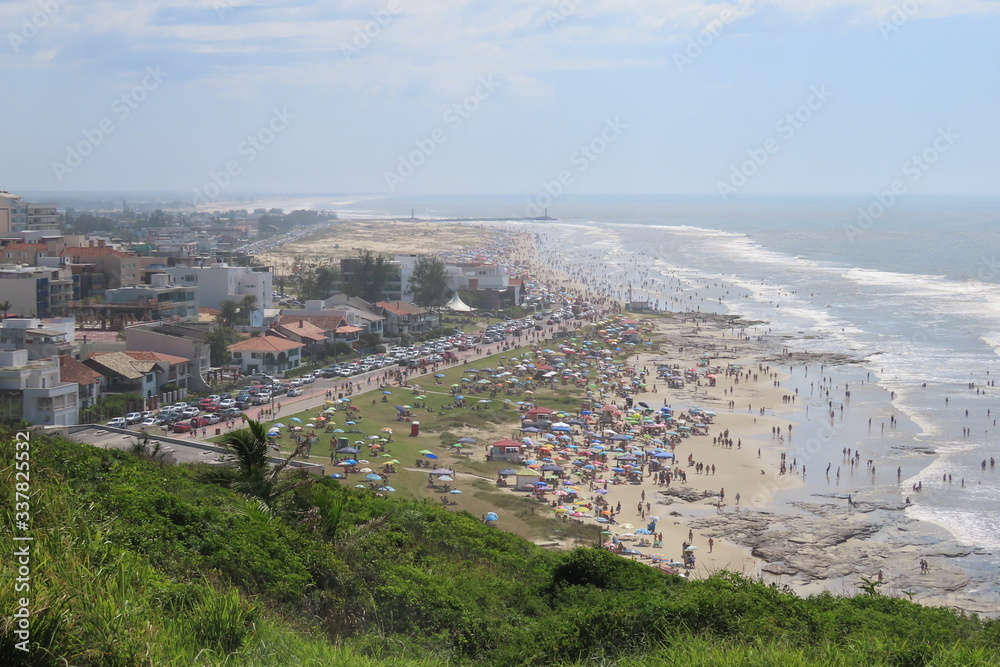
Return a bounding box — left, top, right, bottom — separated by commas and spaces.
444, 292, 475, 312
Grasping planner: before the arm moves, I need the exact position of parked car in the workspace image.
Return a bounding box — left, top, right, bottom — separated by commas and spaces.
140, 418, 159, 428
217, 399, 236, 410
125, 412, 142, 424
181, 407, 200, 418
287, 387, 303, 397
107, 417, 127, 428
171, 421, 193, 433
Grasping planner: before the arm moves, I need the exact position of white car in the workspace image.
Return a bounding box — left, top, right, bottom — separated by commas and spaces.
181, 407, 200, 418
125, 412, 142, 424
107, 417, 127, 428
140, 418, 158, 427
217, 399, 236, 410
287, 387, 303, 397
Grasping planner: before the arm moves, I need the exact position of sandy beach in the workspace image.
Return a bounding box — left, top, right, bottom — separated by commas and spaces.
262, 220, 492, 277
240, 217, 999, 615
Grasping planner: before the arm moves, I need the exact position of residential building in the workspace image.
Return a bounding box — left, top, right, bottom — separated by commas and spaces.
59, 355, 104, 409
446, 262, 521, 310
102, 274, 199, 320
0, 192, 28, 234
84, 350, 190, 401
124, 322, 212, 390
0, 264, 75, 317
339, 256, 403, 301
27, 203, 60, 232
376, 301, 440, 337
165, 262, 273, 325
272, 319, 329, 355
228, 333, 304, 375
60, 240, 160, 288
0, 349, 79, 426
0, 317, 76, 360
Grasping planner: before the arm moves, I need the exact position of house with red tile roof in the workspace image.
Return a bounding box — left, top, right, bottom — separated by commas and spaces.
84, 350, 191, 399
59, 354, 104, 409
376, 300, 439, 336
227, 333, 305, 375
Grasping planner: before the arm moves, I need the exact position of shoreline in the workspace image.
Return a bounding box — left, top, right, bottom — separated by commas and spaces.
502, 222, 998, 615
253, 216, 997, 615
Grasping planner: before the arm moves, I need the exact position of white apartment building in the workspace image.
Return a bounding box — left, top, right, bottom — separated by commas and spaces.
0, 349, 79, 426
165, 263, 273, 325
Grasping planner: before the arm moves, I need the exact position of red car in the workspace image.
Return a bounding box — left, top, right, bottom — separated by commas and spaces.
171, 421, 193, 433
199, 400, 219, 412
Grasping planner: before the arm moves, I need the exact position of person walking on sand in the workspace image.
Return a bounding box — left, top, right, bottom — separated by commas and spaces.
708, 537, 714, 553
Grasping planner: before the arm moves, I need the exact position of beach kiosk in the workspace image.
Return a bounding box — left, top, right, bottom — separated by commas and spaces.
489, 438, 524, 462
514, 467, 541, 491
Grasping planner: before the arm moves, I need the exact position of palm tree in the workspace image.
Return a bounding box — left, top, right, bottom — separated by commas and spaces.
239, 294, 259, 326
218, 418, 316, 505
216, 300, 240, 328
0, 300, 11, 319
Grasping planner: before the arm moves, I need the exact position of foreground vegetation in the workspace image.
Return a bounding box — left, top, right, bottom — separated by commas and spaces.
2, 429, 999, 666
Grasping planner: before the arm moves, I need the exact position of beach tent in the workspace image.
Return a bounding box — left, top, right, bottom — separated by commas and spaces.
444, 292, 475, 312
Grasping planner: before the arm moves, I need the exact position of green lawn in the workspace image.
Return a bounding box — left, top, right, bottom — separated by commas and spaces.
213, 327, 632, 543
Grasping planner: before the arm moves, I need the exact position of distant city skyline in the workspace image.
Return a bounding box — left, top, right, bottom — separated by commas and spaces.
2, 1, 997, 198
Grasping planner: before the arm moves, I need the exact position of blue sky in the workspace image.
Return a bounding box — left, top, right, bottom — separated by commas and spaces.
2, 0, 998, 198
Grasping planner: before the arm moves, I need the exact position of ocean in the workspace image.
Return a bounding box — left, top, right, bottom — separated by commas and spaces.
238, 193, 1000, 599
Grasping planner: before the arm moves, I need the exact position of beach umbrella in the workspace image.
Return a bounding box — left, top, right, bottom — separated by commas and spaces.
272, 423, 285, 428
431, 468, 453, 475
457, 436, 476, 444
337, 446, 360, 454
332, 428, 345, 433
305, 423, 315, 428
289, 417, 302, 423
365, 473, 383, 481
355, 484, 367, 488
436, 475, 454, 482
435, 373, 446, 378
425, 453, 438, 459
382, 390, 392, 395
449, 489, 462, 494
685, 545, 698, 552
379, 486, 396, 492
635, 528, 652, 535
484, 512, 499, 521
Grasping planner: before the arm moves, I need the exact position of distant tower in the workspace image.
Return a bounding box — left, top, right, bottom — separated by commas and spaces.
411, 208, 415, 220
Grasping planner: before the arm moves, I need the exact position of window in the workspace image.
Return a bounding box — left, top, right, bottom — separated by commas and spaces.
233, 352, 242, 359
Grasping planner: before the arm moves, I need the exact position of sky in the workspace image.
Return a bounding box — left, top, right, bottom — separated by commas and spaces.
1, 0, 998, 201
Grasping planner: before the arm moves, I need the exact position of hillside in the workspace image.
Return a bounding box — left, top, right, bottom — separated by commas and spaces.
2, 428, 999, 666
